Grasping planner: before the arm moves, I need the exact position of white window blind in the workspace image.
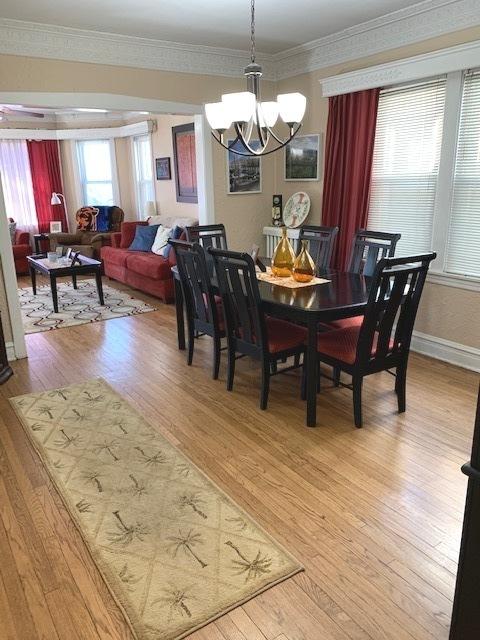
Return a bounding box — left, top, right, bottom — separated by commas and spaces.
445, 71, 480, 278
77, 140, 115, 206
368, 79, 446, 255
133, 135, 154, 218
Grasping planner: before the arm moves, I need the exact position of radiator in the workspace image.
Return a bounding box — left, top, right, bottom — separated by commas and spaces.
263, 226, 301, 258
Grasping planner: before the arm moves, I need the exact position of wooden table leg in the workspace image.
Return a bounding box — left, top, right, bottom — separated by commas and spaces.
72, 273, 78, 289
30, 265, 37, 295
306, 318, 318, 427
50, 274, 59, 313
95, 271, 105, 306
174, 277, 186, 351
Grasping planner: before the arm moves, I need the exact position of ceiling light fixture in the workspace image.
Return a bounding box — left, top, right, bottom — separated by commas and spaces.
205, 0, 306, 157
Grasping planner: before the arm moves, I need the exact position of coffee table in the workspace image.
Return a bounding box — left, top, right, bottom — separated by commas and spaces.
27, 253, 104, 314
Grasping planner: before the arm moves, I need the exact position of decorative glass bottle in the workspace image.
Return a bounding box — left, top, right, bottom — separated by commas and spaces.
271, 227, 295, 277
292, 240, 315, 283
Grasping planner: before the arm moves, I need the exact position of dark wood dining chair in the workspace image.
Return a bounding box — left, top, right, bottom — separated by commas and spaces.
209, 248, 305, 410
169, 239, 225, 379
327, 229, 402, 334
315, 253, 436, 428
185, 224, 228, 250
298, 225, 339, 272
348, 229, 401, 277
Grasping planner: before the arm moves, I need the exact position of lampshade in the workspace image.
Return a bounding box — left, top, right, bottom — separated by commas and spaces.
51, 192, 62, 205
205, 102, 232, 131
277, 93, 307, 125
258, 101, 279, 128
221, 92, 256, 124
145, 200, 157, 218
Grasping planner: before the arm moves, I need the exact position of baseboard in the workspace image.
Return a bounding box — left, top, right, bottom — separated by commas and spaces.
411, 331, 480, 373
5, 342, 16, 362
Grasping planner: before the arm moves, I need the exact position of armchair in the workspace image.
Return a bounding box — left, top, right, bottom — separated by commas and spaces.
12, 230, 31, 275
49, 206, 125, 258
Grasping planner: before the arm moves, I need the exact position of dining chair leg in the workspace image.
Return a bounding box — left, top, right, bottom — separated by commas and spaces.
395, 360, 407, 413
333, 367, 341, 386
186, 320, 195, 366
226, 343, 236, 391
294, 353, 300, 368
212, 335, 221, 380
317, 360, 321, 393
353, 376, 363, 428
271, 360, 278, 374
301, 364, 306, 401
260, 360, 270, 410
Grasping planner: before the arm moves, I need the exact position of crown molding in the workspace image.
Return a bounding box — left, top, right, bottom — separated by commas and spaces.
320, 39, 480, 96
0, 1, 479, 83
0, 18, 276, 81
0, 119, 153, 140
274, 0, 480, 79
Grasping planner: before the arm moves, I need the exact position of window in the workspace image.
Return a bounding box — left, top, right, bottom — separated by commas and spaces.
77, 140, 116, 205
446, 71, 480, 277
0, 140, 38, 234
368, 79, 446, 255
132, 135, 154, 217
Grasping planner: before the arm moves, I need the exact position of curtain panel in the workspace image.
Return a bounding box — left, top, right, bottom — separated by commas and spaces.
321, 88, 380, 270
0, 140, 38, 236
27, 140, 67, 234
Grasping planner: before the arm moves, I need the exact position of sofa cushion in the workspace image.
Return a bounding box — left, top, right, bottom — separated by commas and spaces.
101, 246, 131, 268
129, 224, 159, 252
125, 252, 172, 280
120, 221, 148, 248
151, 225, 172, 255
163, 225, 184, 258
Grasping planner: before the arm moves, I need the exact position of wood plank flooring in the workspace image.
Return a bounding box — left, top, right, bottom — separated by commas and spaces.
2, 276, 479, 640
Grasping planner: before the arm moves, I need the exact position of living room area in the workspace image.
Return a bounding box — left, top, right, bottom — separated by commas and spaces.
0, 2, 480, 640
3, 105, 201, 337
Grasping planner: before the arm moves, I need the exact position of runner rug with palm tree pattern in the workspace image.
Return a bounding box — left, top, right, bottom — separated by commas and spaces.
10, 379, 302, 640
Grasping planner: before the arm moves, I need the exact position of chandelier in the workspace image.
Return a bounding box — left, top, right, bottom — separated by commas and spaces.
204, 0, 306, 157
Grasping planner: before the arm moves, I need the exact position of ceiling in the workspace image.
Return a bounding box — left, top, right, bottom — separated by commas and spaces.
0, 0, 429, 54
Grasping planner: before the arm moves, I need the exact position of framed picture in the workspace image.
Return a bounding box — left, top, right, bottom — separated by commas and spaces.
285, 134, 321, 181
49, 221, 62, 233
172, 123, 198, 203
155, 157, 171, 180
227, 139, 262, 194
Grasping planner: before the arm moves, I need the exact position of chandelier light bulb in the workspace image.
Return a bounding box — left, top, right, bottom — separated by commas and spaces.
205, 102, 232, 131
258, 102, 279, 128
277, 93, 307, 125
221, 92, 256, 124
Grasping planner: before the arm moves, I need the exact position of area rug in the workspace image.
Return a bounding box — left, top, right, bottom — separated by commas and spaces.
10, 379, 302, 640
18, 279, 155, 334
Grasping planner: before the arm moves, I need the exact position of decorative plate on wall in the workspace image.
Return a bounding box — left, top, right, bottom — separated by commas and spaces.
283, 192, 311, 228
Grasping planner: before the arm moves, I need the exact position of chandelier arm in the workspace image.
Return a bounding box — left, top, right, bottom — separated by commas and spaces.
234, 122, 268, 155
254, 104, 268, 148
211, 131, 302, 157
267, 123, 302, 146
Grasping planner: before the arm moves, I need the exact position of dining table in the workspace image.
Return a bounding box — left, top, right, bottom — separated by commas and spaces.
171, 263, 372, 427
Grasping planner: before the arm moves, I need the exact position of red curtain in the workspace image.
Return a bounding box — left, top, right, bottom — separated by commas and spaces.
27, 140, 67, 233
321, 88, 380, 270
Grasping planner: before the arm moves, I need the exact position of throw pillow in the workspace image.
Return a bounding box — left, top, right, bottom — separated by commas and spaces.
151, 225, 172, 255
128, 224, 160, 252
162, 225, 183, 258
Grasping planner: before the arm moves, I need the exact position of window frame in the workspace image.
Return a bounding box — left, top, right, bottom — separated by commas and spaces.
76, 139, 119, 208
132, 133, 155, 219
371, 69, 480, 291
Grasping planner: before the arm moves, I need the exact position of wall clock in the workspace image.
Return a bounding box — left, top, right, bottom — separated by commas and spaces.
283, 191, 311, 228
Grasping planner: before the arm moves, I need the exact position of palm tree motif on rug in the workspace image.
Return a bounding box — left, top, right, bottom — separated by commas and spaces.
177, 492, 208, 519
152, 585, 196, 621
107, 510, 150, 546
225, 541, 272, 582
166, 529, 208, 569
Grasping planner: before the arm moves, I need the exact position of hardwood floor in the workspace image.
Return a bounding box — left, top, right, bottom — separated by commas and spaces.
1, 287, 478, 640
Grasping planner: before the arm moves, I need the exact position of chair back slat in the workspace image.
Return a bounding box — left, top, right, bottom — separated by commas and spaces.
209, 248, 266, 353
356, 253, 436, 366
349, 230, 401, 276
169, 240, 219, 328
298, 225, 339, 272
186, 224, 228, 250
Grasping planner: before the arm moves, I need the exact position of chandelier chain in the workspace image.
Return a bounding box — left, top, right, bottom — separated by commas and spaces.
250, 0, 256, 63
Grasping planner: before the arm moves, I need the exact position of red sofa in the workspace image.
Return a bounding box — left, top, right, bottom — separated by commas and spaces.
12, 231, 31, 275
101, 221, 184, 303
